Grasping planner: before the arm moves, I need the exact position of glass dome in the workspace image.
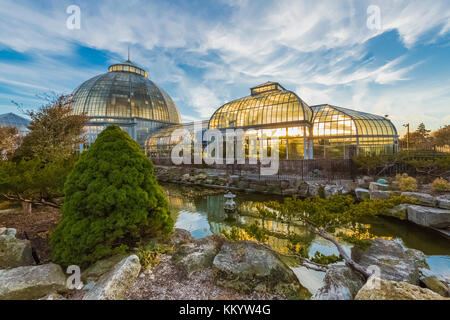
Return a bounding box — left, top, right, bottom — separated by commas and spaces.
71, 60, 181, 124
209, 82, 313, 130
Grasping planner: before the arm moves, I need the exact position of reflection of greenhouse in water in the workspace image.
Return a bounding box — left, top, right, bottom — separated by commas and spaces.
164, 187, 316, 254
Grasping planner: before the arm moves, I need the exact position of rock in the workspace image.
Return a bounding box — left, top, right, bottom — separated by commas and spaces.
436, 196, 450, 210
0, 229, 35, 269
181, 173, 190, 182
355, 278, 448, 300
81, 254, 128, 283
0, 263, 66, 300
340, 180, 358, 193
324, 185, 344, 198
249, 183, 267, 193
357, 176, 374, 189
369, 182, 390, 192
170, 228, 193, 246
420, 276, 449, 297
83, 255, 141, 300
351, 239, 427, 285
216, 177, 228, 186
229, 175, 240, 184
306, 182, 322, 197
237, 180, 250, 190
355, 188, 370, 201
172, 235, 224, 274
213, 241, 307, 298
406, 205, 450, 229
195, 173, 208, 181
311, 265, 365, 300
370, 190, 391, 200
383, 204, 409, 220
401, 192, 437, 207
297, 181, 309, 197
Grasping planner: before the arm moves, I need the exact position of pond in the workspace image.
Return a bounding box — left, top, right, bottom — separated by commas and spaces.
162, 183, 450, 294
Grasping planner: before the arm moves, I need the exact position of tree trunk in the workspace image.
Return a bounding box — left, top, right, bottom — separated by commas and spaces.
21, 201, 32, 214
318, 230, 371, 280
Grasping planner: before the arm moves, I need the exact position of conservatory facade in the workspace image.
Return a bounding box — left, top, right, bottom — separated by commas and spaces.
71, 60, 181, 146
146, 81, 398, 161
311, 105, 399, 159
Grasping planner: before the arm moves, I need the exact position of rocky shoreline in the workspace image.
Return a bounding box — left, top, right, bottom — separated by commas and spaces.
1, 227, 448, 300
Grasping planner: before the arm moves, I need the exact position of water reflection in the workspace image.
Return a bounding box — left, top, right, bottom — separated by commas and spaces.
163, 184, 450, 287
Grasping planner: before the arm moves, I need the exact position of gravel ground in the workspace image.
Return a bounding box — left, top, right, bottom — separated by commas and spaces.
125, 254, 282, 300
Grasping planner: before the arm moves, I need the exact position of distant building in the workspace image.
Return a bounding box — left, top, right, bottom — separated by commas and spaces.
0, 112, 30, 134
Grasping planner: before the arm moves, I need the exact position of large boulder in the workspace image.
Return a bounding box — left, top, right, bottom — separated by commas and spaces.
406, 205, 450, 229
401, 192, 437, 207
213, 241, 307, 298
83, 255, 141, 300
355, 188, 370, 201
351, 239, 427, 285
0, 228, 34, 269
355, 278, 448, 300
172, 235, 224, 275
0, 263, 66, 300
311, 265, 365, 300
420, 276, 449, 297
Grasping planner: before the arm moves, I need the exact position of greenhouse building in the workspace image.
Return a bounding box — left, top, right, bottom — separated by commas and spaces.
146, 82, 398, 161
71, 61, 398, 161
311, 104, 398, 159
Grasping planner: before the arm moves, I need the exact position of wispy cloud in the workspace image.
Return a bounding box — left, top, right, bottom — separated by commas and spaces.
0, 0, 449, 129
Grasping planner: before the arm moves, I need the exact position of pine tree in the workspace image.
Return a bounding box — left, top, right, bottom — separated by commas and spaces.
51, 126, 173, 267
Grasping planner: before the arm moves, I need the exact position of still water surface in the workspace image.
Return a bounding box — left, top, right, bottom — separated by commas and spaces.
162, 184, 450, 294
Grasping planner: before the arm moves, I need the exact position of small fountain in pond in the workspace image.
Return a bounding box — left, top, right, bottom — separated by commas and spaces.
224, 191, 237, 220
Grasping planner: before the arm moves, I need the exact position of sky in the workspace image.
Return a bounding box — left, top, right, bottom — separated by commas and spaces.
0, 0, 449, 136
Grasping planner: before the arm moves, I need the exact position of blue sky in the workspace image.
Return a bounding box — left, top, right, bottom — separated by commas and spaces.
0, 0, 449, 135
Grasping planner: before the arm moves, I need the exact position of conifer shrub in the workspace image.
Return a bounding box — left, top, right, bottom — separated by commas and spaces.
51, 126, 173, 267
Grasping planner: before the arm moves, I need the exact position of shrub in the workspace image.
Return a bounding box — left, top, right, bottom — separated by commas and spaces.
432, 178, 450, 193
51, 126, 173, 267
395, 173, 418, 192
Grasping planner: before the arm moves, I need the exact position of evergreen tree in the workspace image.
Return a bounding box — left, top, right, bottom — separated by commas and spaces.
51, 126, 173, 267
